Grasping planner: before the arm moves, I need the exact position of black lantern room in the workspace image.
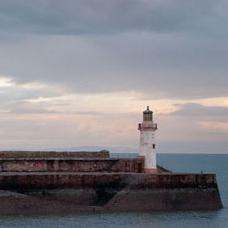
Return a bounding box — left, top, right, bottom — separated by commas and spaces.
143, 106, 153, 122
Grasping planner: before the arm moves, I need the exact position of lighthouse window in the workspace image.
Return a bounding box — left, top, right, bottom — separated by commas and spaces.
143, 113, 152, 121
153, 144, 155, 149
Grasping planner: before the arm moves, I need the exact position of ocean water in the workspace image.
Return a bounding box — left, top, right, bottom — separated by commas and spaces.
0, 153, 227, 228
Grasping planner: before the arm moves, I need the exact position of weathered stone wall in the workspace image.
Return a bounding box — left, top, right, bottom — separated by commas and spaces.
0, 173, 218, 189
0, 172, 222, 213
0, 150, 110, 158
0, 158, 144, 173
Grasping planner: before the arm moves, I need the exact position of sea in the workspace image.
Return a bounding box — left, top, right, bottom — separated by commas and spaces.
0, 153, 227, 228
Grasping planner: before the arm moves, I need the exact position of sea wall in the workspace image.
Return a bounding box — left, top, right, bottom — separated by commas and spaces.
0, 151, 222, 213
0, 173, 222, 213
0, 173, 218, 189
0, 158, 144, 173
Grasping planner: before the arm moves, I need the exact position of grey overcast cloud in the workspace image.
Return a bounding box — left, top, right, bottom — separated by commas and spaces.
0, 0, 228, 153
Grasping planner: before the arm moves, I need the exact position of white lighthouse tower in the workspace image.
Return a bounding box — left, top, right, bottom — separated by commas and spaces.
138, 106, 158, 173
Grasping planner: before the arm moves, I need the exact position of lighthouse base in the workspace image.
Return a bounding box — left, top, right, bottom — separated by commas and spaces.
144, 168, 158, 174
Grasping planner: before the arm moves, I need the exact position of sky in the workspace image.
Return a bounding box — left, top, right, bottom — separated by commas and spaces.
0, 0, 228, 153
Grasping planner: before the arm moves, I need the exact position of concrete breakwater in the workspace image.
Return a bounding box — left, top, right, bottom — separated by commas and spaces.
0, 151, 223, 214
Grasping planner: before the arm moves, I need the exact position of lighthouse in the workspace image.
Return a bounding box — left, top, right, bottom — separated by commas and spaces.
138, 106, 158, 173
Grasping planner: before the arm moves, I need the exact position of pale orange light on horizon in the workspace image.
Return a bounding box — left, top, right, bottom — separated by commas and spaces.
199, 121, 228, 132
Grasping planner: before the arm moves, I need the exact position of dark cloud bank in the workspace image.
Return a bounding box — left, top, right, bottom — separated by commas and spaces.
0, 0, 228, 99
0, 0, 219, 35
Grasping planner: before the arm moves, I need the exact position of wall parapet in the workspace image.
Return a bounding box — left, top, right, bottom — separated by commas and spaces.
0, 158, 144, 173
0, 150, 110, 159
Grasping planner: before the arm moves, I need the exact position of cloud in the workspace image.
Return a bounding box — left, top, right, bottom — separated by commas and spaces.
0, 75, 65, 114
8, 101, 58, 114
0, 0, 221, 36
199, 121, 228, 133
0, 32, 228, 99
156, 102, 228, 153
0, 1, 227, 99
172, 103, 228, 118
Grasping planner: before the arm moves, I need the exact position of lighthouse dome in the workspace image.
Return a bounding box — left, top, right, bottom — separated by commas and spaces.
143, 106, 153, 114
